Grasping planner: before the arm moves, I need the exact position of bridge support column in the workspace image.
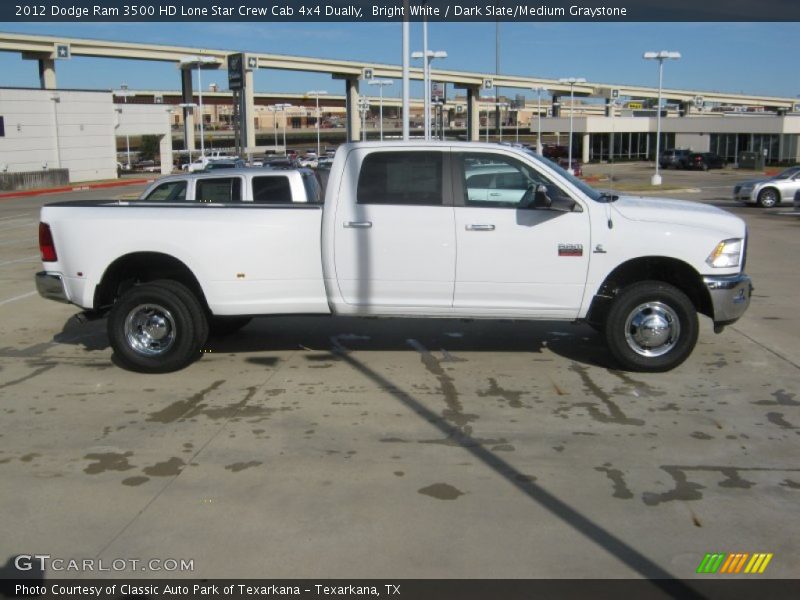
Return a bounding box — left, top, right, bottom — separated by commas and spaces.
466, 86, 481, 142
551, 95, 561, 117
180, 67, 196, 154
38, 58, 56, 89
241, 69, 256, 155
345, 78, 361, 143
680, 101, 696, 116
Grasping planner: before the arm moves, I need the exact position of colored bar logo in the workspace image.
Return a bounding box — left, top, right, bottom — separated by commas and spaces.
696, 552, 773, 574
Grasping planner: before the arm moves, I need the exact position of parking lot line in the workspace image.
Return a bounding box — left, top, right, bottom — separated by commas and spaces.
0, 290, 36, 306
0, 255, 38, 267
0, 212, 34, 221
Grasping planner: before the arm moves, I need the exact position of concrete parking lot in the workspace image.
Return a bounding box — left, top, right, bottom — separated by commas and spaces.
0, 168, 798, 580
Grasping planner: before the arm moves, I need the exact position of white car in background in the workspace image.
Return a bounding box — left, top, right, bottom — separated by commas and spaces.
298, 153, 318, 169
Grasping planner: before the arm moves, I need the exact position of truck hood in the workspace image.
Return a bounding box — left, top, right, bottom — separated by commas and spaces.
612, 195, 744, 237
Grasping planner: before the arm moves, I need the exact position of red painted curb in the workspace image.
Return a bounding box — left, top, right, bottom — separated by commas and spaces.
0, 178, 153, 200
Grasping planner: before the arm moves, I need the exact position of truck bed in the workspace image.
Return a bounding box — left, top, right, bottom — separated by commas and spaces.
40, 200, 330, 315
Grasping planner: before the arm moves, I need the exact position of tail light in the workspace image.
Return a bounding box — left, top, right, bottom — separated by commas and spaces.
39, 222, 57, 262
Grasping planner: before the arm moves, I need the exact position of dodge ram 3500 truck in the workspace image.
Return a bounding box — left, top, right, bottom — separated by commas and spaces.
36, 142, 752, 373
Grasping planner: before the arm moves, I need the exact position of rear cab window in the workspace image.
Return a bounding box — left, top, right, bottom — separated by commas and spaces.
357, 151, 444, 206
252, 175, 293, 204
195, 177, 243, 203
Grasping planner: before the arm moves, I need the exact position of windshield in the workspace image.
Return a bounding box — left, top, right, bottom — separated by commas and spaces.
775, 167, 800, 179
521, 149, 602, 201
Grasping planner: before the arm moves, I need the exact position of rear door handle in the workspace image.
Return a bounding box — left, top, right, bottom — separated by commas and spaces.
465, 224, 495, 231
344, 221, 373, 229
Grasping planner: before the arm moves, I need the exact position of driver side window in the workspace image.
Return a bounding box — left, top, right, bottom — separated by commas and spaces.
459, 153, 572, 209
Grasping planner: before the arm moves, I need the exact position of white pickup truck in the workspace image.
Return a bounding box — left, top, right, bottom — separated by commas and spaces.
36, 142, 751, 373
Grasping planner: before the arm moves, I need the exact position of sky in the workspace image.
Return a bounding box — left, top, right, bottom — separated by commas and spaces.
0, 21, 796, 101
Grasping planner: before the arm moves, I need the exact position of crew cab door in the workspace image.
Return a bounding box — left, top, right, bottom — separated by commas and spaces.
452, 151, 590, 317
333, 148, 455, 310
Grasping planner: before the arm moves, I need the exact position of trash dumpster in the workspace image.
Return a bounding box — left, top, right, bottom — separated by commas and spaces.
738, 151, 766, 170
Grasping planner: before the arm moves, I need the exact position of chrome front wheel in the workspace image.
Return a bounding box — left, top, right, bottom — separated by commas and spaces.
623, 301, 680, 358
604, 281, 698, 372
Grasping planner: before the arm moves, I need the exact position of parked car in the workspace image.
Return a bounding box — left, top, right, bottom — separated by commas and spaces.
298, 154, 319, 169
135, 168, 321, 204
733, 165, 800, 208
37, 142, 751, 374
133, 159, 160, 173
686, 152, 726, 171
203, 159, 246, 171
540, 144, 582, 176
659, 149, 691, 169
264, 158, 297, 169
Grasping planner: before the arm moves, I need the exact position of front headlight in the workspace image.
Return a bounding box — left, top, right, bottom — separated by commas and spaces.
706, 238, 743, 268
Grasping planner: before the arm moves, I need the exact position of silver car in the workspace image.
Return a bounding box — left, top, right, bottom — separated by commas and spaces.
733, 166, 800, 208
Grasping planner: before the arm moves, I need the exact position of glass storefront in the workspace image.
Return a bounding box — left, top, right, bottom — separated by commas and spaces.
589, 132, 674, 161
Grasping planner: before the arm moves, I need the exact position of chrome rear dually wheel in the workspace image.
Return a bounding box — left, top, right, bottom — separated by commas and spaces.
108, 281, 207, 373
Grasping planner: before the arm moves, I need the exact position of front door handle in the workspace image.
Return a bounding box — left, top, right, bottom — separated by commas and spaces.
465, 224, 495, 231
344, 221, 372, 229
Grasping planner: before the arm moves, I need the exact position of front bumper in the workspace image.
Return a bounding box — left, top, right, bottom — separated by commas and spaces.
704, 273, 752, 325
35, 271, 70, 304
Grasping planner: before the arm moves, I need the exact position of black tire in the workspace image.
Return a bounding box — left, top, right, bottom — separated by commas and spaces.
209, 316, 252, 337
604, 281, 698, 372
757, 187, 779, 208
108, 282, 206, 373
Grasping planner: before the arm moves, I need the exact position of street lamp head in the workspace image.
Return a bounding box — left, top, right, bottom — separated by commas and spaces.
643, 51, 681, 60
307, 90, 328, 96
369, 79, 393, 87
558, 77, 587, 85
412, 51, 447, 60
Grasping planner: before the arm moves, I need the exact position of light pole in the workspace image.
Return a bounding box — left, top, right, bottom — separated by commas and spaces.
644, 50, 681, 186
411, 49, 447, 140
358, 97, 370, 141
180, 55, 217, 159
532, 86, 548, 154
306, 90, 327, 157
275, 103, 292, 155
558, 77, 586, 174
401, 0, 410, 140
115, 84, 132, 169
368, 79, 393, 141
267, 106, 279, 152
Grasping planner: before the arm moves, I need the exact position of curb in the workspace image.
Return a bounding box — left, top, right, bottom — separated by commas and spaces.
0, 178, 154, 200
